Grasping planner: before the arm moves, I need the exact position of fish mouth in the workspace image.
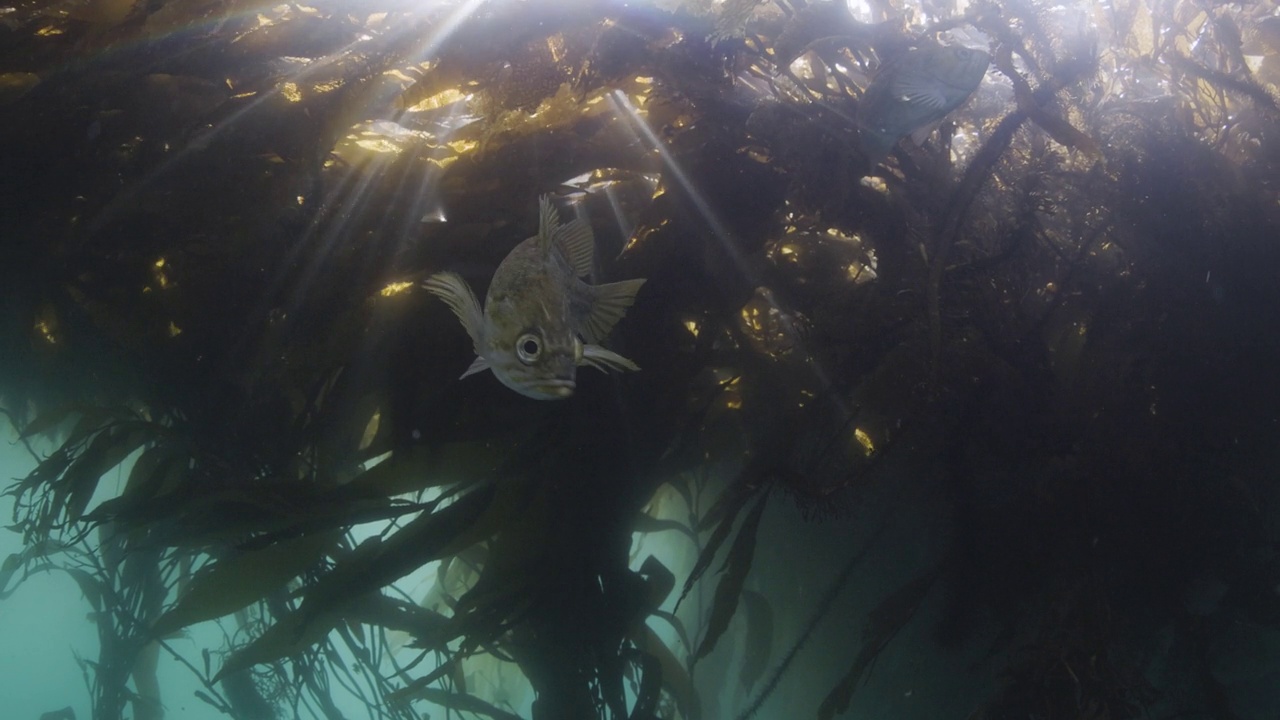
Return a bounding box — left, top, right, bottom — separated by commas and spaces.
532, 378, 576, 398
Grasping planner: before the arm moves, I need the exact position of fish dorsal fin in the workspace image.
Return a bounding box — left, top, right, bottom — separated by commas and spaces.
537, 195, 560, 256
537, 196, 594, 275
423, 271, 486, 353
580, 344, 640, 373
581, 278, 646, 344
555, 218, 595, 278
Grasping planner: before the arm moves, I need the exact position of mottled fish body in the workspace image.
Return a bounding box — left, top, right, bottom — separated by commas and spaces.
424, 197, 646, 400
858, 43, 991, 163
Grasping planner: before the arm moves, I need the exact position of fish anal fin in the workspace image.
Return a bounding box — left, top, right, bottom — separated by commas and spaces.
460, 355, 490, 379
582, 278, 646, 344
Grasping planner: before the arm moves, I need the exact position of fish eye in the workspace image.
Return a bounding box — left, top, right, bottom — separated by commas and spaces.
516, 333, 541, 364
956, 48, 971, 60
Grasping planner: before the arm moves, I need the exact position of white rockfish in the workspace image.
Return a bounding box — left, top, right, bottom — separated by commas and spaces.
424, 197, 646, 399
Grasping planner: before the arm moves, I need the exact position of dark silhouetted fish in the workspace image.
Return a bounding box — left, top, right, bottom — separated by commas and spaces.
858, 43, 991, 163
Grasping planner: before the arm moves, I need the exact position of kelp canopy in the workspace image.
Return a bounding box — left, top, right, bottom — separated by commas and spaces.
2, 0, 1280, 718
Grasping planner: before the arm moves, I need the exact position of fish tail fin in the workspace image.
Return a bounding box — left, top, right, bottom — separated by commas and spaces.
582, 278, 646, 344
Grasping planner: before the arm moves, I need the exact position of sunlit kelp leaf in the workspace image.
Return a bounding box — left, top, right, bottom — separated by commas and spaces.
650, 609, 691, 657
736, 287, 817, 371
673, 477, 758, 612
151, 530, 340, 637
393, 64, 470, 114
226, 12, 360, 62
693, 488, 769, 661
416, 546, 486, 616
632, 512, 697, 544
817, 565, 941, 720
738, 589, 773, 691
635, 623, 700, 720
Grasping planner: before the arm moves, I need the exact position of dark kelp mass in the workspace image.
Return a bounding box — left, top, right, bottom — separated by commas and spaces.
2, 0, 1280, 718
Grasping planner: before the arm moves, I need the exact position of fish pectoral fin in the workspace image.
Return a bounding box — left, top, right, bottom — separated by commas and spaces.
423, 272, 486, 352
582, 278, 646, 344
460, 355, 490, 379
555, 218, 595, 278
895, 80, 949, 111
581, 344, 640, 373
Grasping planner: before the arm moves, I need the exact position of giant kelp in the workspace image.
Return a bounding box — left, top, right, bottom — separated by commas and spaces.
2, 0, 1280, 718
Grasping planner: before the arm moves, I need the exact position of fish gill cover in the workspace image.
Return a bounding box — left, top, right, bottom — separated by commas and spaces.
0, 0, 1278, 718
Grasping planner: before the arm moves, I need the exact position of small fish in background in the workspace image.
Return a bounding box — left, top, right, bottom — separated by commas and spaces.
424, 196, 646, 400
857, 43, 992, 164
39, 709, 76, 720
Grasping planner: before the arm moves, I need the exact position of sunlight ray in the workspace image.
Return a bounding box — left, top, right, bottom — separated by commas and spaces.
609, 89, 843, 412
82, 36, 375, 239
609, 90, 751, 282
396, 0, 490, 67
603, 183, 634, 246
